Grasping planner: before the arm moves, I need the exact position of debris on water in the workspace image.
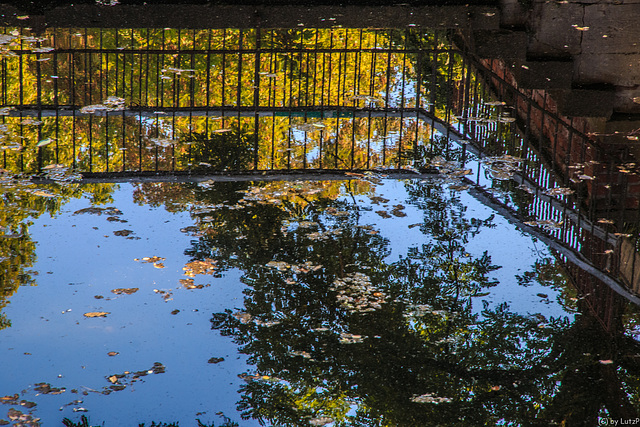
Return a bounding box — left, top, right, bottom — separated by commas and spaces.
74, 207, 122, 216
544, 187, 574, 196
36, 138, 53, 147
523, 219, 563, 230
410, 393, 453, 404
107, 216, 127, 223
369, 195, 390, 204
309, 416, 334, 426
6, 407, 40, 424
0, 394, 18, 402
153, 289, 173, 301
480, 155, 524, 181
291, 122, 325, 133
238, 373, 281, 383
21, 119, 42, 126
297, 221, 318, 229
179, 278, 207, 289
391, 204, 406, 217
101, 362, 166, 394
403, 304, 433, 318
83, 312, 110, 318
80, 96, 125, 114
339, 333, 365, 344
34, 383, 65, 395
183, 259, 217, 277
254, 319, 281, 327
232, 311, 252, 324
571, 25, 589, 31
331, 272, 385, 314
113, 229, 134, 237
162, 67, 196, 76
597, 218, 614, 225
111, 288, 138, 295
30, 189, 56, 198
135, 256, 166, 269
150, 137, 178, 147
289, 350, 312, 358
347, 94, 381, 104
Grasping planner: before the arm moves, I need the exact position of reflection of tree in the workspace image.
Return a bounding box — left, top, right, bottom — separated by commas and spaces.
0, 178, 116, 331
131, 177, 640, 425
179, 127, 254, 171
200, 179, 549, 426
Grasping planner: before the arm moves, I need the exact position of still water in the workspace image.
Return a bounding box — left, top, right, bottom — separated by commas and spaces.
1, 176, 594, 426
0, 2, 640, 426
2, 168, 640, 426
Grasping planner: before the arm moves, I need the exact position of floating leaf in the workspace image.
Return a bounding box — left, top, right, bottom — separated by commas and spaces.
31, 189, 56, 198
183, 259, 216, 276
84, 312, 110, 318
597, 218, 614, 225
0, 394, 18, 401
545, 187, 574, 196
21, 118, 42, 125
411, 393, 453, 404
34, 383, 65, 395
111, 288, 138, 295
339, 333, 365, 344
309, 417, 334, 426
523, 219, 563, 230
233, 311, 252, 324
37, 138, 54, 147
150, 137, 178, 147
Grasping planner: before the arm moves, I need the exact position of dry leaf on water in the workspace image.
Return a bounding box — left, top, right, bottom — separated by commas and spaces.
111, 288, 138, 295
84, 312, 110, 318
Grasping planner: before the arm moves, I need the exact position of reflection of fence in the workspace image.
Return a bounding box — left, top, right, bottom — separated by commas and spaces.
2, 25, 640, 311
437, 46, 640, 327
0, 27, 462, 173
